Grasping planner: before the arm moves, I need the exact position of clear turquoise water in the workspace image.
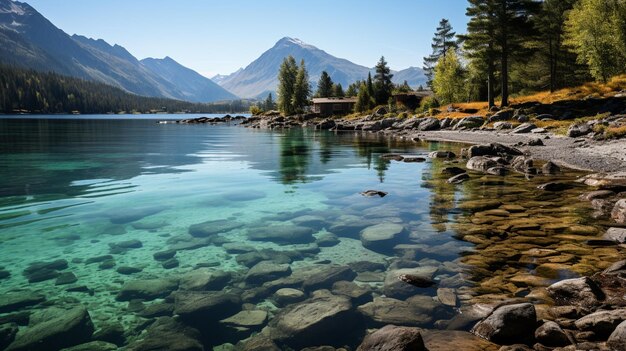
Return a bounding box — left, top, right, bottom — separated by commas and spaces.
0, 116, 617, 349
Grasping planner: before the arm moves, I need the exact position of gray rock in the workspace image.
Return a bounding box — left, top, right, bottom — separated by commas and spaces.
470, 303, 537, 344
494, 121, 513, 130
489, 110, 514, 122
220, 310, 268, 329
247, 225, 315, 244
55, 272, 78, 285
419, 117, 441, 131
273, 288, 306, 306
126, 317, 203, 351
579, 190, 616, 201
360, 223, 407, 253
6, 307, 94, 351
428, 151, 456, 159
437, 288, 458, 307
574, 309, 626, 338
316, 233, 340, 247
174, 291, 241, 324
358, 297, 433, 327
331, 281, 372, 304
579, 172, 626, 189
467, 143, 523, 158
567, 123, 592, 138
542, 161, 561, 175
116, 266, 142, 275
179, 269, 231, 291
188, 219, 243, 238
534, 321, 569, 347
528, 137, 544, 146
448, 173, 470, 184
268, 292, 358, 349
612, 199, 626, 224
0, 293, 45, 313
466, 156, 498, 173
442, 167, 466, 175
23, 259, 68, 283
607, 320, 626, 351
511, 123, 537, 134
116, 278, 178, 301
245, 261, 292, 284
302, 265, 357, 292
60, 341, 118, 351
546, 277, 604, 309
454, 116, 484, 130
604, 227, 626, 243
383, 267, 436, 299
517, 115, 529, 122
357, 325, 427, 351
237, 334, 280, 351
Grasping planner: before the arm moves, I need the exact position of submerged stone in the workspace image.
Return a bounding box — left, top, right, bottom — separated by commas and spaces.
357, 325, 427, 351
116, 278, 178, 301
0, 293, 45, 313
360, 223, 407, 253
358, 296, 432, 327
247, 225, 315, 244
188, 219, 244, 238
470, 303, 537, 345
106, 205, 167, 224
126, 316, 203, 351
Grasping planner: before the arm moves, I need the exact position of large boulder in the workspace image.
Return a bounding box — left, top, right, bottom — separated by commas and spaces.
301, 265, 357, 292
268, 292, 360, 349
466, 157, 498, 173
179, 269, 231, 291
567, 123, 592, 138
546, 277, 604, 309
126, 317, 203, 351
419, 118, 441, 131
116, 278, 178, 301
357, 325, 427, 351
612, 199, 626, 224
6, 307, 94, 351
467, 143, 523, 158
360, 223, 407, 253
358, 297, 433, 327
247, 225, 315, 244
574, 309, 626, 338
383, 267, 437, 300
421, 330, 500, 351
607, 320, 626, 350
470, 303, 537, 345
510, 123, 537, 134
0, 293, 45, 313
534, 321, 569, 347
454, 116, 484, 130
604, 227, 626, 243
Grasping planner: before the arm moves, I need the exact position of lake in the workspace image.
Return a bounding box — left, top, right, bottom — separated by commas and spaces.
0, 115, 618, 349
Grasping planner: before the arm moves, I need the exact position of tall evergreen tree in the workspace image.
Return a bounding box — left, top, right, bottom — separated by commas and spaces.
277, 56, 298, 115
423, 19, 460, 88
366, 73, 374, 99
333, 83, 345, 98
345, 82, 359, 97
373, 56, 394, 105
315, 71, 334, 98
264, 92, 275, 111
292, 59, 311, 113
354, 82, 373, 113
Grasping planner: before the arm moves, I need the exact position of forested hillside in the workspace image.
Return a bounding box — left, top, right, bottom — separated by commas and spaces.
0, 65, 251, 114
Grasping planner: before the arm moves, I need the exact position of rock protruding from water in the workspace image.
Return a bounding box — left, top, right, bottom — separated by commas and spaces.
357, 325, 427, 351
546, 277, 604, 309
6, 306, 94, 351
268, 291, 359, 349
466, 156, 498, 173
470, 303, 537, 345
612, 199, 626, 224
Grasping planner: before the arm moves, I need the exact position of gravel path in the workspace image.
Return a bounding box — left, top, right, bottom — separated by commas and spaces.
409, 130, 626, 173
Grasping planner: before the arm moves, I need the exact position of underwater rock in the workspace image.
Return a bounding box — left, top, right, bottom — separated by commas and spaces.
236, 334, 280, 351
92, 322, 126, 346
428, 151, 456, 159
126, 316, 203, 351
542, 161, 561, 175
466, 156, 498, 173
537, 182, 573, 192
137, 303, 174, 318
315, 233, 340, 247
131, 220, 168, 230
179, 269, 232, 291
301, 265, 357, 292
116, 266, 143, 275
442, 166, 466, 175
421, 330, 500, 351
174, 291, 241, 324
380, 154, 404, 161
6, 306, 94, 351
161, 258, 179, 269
360, 190, 388, 198
220, 310, 268, 329
109, 239, 142, 254
448, 173, 470, 184
247, 225, 315, 244
0, 293, 45, 313
331, 281, 372, 305
23, 259, 68, 283
116, 278, 178, 301
357, 325, 427, 351
85, 255, 113, 265
273, 288, 306, 306
60, 341, 118, 351
0, 269, 10, 280
403, 156, 427, 163
268, 291, 359, 349
55, 272, 78, 285
106, 205, 167, 224
236, 249, 294, 268
358, 297, 433, 327
188, 219, 244, 238
222, 190, 266, 201
0, 324, 18, 351
383, 267, 437, 300
245, 261, 292, 284
398, 274, 436, 288
546, 277, 604, 309
153, 249, 177, 261
457, 199, 502, 212
470, 303, 537, 345
360, 223, 407, 253
437, 288, 458, 307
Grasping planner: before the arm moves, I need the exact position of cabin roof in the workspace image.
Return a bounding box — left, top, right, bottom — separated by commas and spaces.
312, 97, 357, 104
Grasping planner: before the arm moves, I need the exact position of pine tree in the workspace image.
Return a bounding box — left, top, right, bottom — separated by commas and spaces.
292, 59, 311, 113
333, 83, 345, 98
423, 19, 460, 88
277, 56, 298, 115
345, 82, 359, 97
264, 92, 275, 111
366, 72, 374, 99
315, 71, 334, 98
354, 82, 373, 113
373, 56, 393, 105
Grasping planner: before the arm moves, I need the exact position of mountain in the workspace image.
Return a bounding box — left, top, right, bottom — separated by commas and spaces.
392, 67, 427, 89
211, 68, 242, 85
141, 56, 237, 102
217, 37, 427, 98
0, 0, 236, 102
219, 37, 372, 99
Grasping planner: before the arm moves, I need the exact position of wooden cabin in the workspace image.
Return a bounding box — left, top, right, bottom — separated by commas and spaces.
393, 91, 433, 110
311, 97, 357, 116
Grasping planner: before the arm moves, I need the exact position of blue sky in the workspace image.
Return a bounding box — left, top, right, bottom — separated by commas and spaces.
25, 0, 470, 78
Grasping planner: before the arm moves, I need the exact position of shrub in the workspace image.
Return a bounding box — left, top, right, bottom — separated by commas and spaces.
249, 105, 263, 115
419, 96, 440, 113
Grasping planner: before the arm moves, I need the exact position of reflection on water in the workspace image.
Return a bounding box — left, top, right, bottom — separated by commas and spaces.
0, 117, 622, 349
